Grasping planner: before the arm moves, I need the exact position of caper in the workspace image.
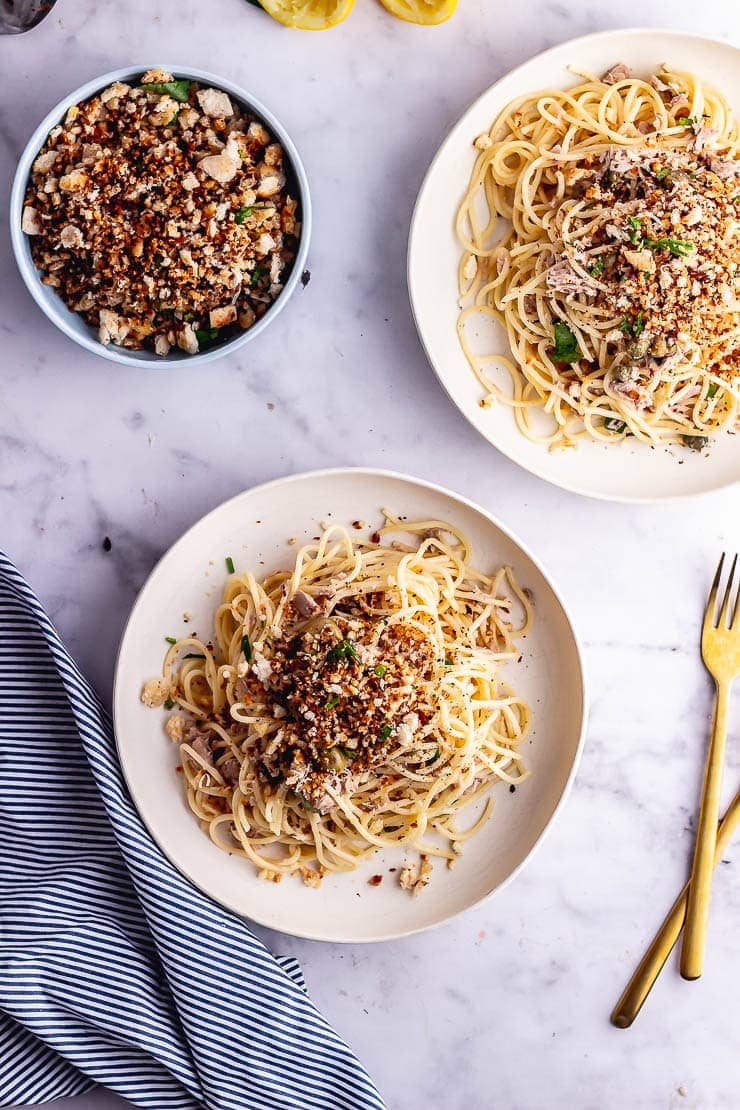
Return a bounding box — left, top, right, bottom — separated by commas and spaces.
682, 434, 709, 451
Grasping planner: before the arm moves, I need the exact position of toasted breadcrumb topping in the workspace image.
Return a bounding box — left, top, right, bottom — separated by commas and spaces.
399, 855, 433, 895
260, 609, 436, 815
22, 70, 299, 356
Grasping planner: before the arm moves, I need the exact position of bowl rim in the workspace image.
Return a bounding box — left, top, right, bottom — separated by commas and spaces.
9, 62, 312, 369
112, 465, 590, 943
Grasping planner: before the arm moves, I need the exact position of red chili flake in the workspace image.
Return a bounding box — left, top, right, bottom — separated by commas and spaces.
368, 874, 383, 886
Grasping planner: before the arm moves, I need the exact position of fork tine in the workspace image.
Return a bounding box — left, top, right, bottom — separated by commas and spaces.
718, 553, 737, 629
704, 552, 725, 631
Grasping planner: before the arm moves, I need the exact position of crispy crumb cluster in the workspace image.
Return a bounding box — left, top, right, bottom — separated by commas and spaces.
551, 142, 740, 393
22, 68, 300, 356
260, 612, 437, 814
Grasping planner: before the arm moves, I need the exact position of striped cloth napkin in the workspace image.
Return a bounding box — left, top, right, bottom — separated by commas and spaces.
0, 555, 385, 1110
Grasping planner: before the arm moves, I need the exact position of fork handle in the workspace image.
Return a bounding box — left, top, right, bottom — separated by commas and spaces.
680, 680, 731, 980
612, 791, 740, 1027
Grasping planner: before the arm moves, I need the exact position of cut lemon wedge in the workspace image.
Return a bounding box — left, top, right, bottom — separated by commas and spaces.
377, 0, 457, 24
257, 0, 354, 29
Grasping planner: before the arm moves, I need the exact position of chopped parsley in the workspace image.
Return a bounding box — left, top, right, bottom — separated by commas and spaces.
604, 417, 627, 434
649, 236, 695, 258
590, 258, 605, 277
225, 556, 235, 574
677, 115, 698, 128
250, 265, 266, 287
624, 217, 695, 258
241, 634, 252, 662
619, 312, 645, 339
373, 664, 387, 678
235, 204, 271, 224
707, 383, 719, 399
380, 724, 392, 742
165, 635, 177, 645
163, 697, 175, 710
425, 746, 441, 766
551, 322, 582, 363
326, 695, 341, 710
195, 327, 220, 348
327, 639, 359, 664
141, 79, 192, 103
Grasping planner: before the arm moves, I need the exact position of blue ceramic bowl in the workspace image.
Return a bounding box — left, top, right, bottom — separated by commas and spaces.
10, 64, 312, 368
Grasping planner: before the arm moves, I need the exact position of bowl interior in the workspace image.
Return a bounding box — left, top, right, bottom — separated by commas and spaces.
408, 30, 740, 501
10, 64, 310, 368
113, 469, 587, 942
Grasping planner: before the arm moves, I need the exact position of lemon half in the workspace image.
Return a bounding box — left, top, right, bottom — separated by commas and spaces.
378, 0, 457, 24
258, 0, 354, 29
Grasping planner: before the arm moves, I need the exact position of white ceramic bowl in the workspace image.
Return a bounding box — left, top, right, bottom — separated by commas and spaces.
113, 468, 588, 942
10, 64, 312, 368
408, 29, 740, 502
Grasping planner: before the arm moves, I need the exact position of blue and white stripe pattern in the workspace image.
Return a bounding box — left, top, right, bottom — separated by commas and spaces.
0, 555, 385, 1110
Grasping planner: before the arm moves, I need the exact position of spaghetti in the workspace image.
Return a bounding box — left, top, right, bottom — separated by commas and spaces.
456, 63, 740, 450
142, 514, 533, 891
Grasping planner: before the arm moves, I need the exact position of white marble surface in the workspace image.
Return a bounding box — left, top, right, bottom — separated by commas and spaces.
2, 1, 740, 1108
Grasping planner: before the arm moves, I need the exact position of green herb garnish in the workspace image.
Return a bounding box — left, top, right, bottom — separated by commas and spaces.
327, 639, 359, 664
141, 79, 192, 103
250, 265, 266, 287
677, 115, 698, 128
164, 697, 175, 710
225, 556, 235, 574
590, 259, 605, 277
380, 724, 392, 742
624, 217, 695, 258
326, 695, 341, 710
655, 166, 671, 181
551, 322, 581, 363
619, 313, 645, 340
707, 383, 719, 399
425, 747, 441, 766
241, 634, 252, 662
165, 635, 177, 645
235, 204, 271, 225
195, 327, 220, 348
373, 664, 387, 678
604, 417, 627, 434
648, 236, 695, 258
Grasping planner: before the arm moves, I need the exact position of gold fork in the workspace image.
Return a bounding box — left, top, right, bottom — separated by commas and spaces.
612, 790, 740, 1027
681, 553, 740, 980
